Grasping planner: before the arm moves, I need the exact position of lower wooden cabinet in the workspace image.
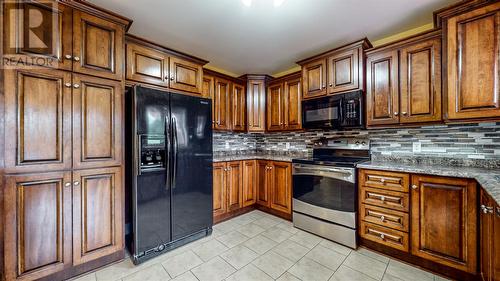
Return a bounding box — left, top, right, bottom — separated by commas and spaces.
227, 162, 243, 211
242, 160, 257, 207
212, 161, 245, 218
3, 168, 124, 280
256, 160, 292, 215
480, 189, 500, 281
256, 160, 271, 207
213, 162, 227, 217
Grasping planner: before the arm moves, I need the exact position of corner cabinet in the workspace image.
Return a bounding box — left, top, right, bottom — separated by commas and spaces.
244, 75, 271, 133
445, 2, 500, 121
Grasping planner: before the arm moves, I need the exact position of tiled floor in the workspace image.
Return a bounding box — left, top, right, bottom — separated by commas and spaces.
72, 210, 451, 281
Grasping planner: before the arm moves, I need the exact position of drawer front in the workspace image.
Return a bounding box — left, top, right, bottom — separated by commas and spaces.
360, 169, 409, 192
360, 204, 409, 232
360, 221, 409, 252
361, 187, 409, 212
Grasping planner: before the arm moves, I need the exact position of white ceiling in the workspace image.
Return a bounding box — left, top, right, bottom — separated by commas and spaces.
90, 0, 458, 76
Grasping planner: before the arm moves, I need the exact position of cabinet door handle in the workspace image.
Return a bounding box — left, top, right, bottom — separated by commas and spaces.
412, 185, 418, 190
402, 112, 407, 116
380, 215, 385, 222
380, 178, 385, 184
64, 182, 71, 187
73, 181, 80, 186
394, 112, 399, 116
481, 205, 494, 214
73, 56, 80, 62
329, 83, 333, 87
65, 83, 72, 88
73, 84, 80, 89
170, 75, 174, 81
65, 54, 72, 59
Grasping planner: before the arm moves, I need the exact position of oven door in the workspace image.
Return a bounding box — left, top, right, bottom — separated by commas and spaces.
292, 163, 356, 228
302, 95, 342, 129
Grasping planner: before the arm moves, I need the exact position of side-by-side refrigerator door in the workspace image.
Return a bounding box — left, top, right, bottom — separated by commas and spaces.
170, 93, 213, 241
134, 86, 172, 255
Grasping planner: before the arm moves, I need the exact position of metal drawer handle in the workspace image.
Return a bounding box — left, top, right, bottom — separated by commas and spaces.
481, 205, 494, 214
380, 215, 385, 222
368, 193, 400, 203
380, 178, 385, 184
370, 229, 400, 242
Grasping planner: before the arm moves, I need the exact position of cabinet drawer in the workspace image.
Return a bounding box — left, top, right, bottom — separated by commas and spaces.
360, 169, 409, 192
361, 187, 409, 212
360, 221, 409, 252
360, 204, 409, 232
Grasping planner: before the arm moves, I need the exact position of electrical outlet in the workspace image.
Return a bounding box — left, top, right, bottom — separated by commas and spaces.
413, 142, 422, 153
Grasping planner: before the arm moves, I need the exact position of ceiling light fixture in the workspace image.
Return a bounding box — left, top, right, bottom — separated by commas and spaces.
242, 0, 252, 7
274, 0, 286, 7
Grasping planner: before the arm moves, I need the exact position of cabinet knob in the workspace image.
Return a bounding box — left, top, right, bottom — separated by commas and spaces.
394, 112, 399, 116
73, 181, 80, 186
411, 184, 418, 190
65, 54, 72, 59
380, 178, 385, 184
170, 75, 174, 81
481, 205, 494, 214
380, 234, 385, 240
65, 82, 72, 88
380, 215, 385, 222
73, 56, 80, 62
329, 83, 333, 87
402, 112, 407, 116
380, 196, 385, 202
73, 83, 80, 89
322, 85, 326, 89
65, 182, 71, 187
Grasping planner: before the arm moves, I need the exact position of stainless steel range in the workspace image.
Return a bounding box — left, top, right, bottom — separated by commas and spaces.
292, 138, 370, 248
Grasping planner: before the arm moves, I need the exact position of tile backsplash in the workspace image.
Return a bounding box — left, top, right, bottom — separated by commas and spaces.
214, 122, 500, 168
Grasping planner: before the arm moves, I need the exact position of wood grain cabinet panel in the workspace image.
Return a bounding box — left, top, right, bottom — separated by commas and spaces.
213, 162, 227, 216
360, 204, 409, 232
302, 59, 327, 99
2, 1, 73, 71
446, 2, 500, 120
360, 221, 409, 252
361, 187, 409, 212
73, 10, 124, 80
227, 161, 243, 211
327, 48, 359, 94
256, 160, 271, 207
270, 162, 292, 214
242, 160, 257, 207
169, 56, 203, 94
72, 167, 123, 265
410, 175, 477, 273
366, 50, 399, 126
479, 189, 500, 281
231, 83, 246, 131
400, 37, 441, 123
72, 74, 123, 169
4, 172, 72, 281
126, 42, 169, 87
214, 78, 231, 130
246, 79, 267, 132
202, 75, 214, 99
267, 83, 285, 131
359, 169, 409, 193
4, 69, 72, 173
284, 77, 302, 130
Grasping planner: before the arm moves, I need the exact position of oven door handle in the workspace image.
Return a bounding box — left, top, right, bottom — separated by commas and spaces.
293, 166, 354, 183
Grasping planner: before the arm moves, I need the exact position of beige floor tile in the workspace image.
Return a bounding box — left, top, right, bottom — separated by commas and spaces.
220, 245, 259, 269
213, 220, 239, 234
385, 260, 434, 281
252, 217, 280, 229
343, 252, 387, 280
261, 227, 294, 243
192, 239, 229, 261
330, 265, 377, 281
95, 259, 142, 281
191, 256, 236, 281
272, 239, 309, 262
243, 234, 278, 254
382, 273, 404, 281
276, 272, 302, 281
171, 271, 199, 281
305, 244, 346, 271
319, 239, 353, 256
71, 272, 96, 281
433, 274, 453, 281
288, 257, 334, 281
161, 250, 203, 278
225, 264, 274, 281
252, 251, 294, 279
231, 214, 258, 226
217, 231, 249, 248
123, 264, 171, 281
288, 230, 323, 249
357, 247, 390, 264
275, 221, 299, 234
236, 223, 266, 238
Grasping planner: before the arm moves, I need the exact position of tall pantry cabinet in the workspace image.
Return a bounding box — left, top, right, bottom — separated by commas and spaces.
0, 1, 131, 280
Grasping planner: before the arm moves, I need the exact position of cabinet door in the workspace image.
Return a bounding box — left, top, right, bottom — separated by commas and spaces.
72, 167, 123, 265
446, 3, 500, 120
73, 10, 124, 80
4, 172, 72, 281
302, 59, 327, 99
410, 175, 477, 273
169, 56, 203, 94
227, 161, 243, 211
213, 162, 227, 216
256, 160, 271, 207
202, 75, 214, 99
267, 83, 285, 131
327, 48, 359, 94
214, 78, 231, 130
242, 160, 257, 207
247, 79, 266, 132
400, 37, 442, 123
126, 42, 169, 87
270, 162, 292, 214
480, 189, 500, 281
284, 77, 302, 130
231, 83, 246, 131
366, 50, 400, 126
4, 69, 72, 173
72, 74, 123, 169
2, 1, 73, 70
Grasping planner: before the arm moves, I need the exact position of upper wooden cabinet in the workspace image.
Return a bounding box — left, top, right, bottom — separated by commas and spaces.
202, 75, 214, 99
243, 75, 271, 133
125, 35, 207, 94
366, 31, 442, 127
445, 2, 500, 121
298, 39, 371, 100
267, 72, 302, 132
231, 83, 246, 132
410, 175, 477, 273
2, 0, 130, 80
213, 77, 232, 130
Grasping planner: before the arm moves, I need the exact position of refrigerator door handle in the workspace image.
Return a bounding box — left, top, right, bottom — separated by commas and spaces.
165, 115, 171, 189
137, 135, 142, 176
172, 117, 178, 189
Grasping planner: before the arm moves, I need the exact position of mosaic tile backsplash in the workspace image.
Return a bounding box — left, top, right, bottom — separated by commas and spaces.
213, 122, 500, 168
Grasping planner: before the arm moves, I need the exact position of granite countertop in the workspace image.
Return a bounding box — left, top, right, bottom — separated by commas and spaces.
213, 153, 301, 162
357, 161, 500, 205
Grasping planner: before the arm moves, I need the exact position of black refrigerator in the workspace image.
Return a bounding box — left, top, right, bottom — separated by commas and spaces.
125, 86, 213, 264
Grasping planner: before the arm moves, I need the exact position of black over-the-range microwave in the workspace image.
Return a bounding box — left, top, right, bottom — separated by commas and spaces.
302, 90, 364, 130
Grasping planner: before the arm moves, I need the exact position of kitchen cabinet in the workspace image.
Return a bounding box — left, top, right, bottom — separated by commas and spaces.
366, 31, 441, 127
256, 160, 292, 215
231, 83, 246, 132
213, 162, 227, 217
227, 161, 243, 211
267, 72, 302, 132
214, 77, 232, 130
242, 160, 257, 207
202, 75, 214, 99
212, 161, 243, 217
445, 2, 500, 121
480, 189, 500, 281
126, 36, 206, 94
256, 160, 271, 207
244, 75, 271, 132
298, 39, 371, 100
